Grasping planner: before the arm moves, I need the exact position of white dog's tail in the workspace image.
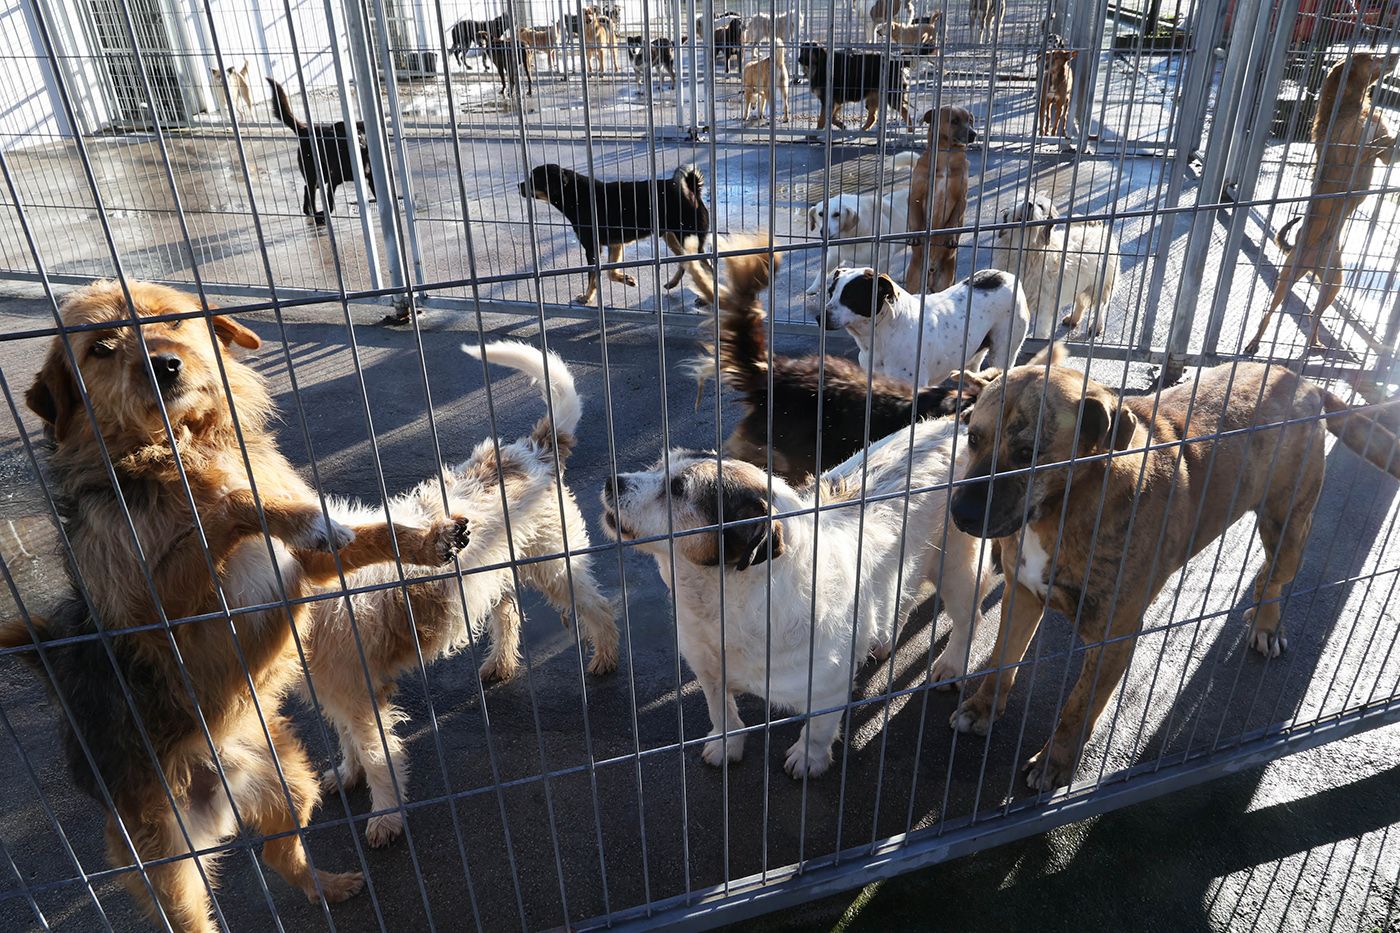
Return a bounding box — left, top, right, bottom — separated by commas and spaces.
462, 341, 583, 459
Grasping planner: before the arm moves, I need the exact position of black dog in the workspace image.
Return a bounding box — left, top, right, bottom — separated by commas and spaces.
520, 163, 709, 305
685, 242, 985, 481
713, 15, 745, 73
480, 29, 533, 96
448, 14, 513, 70
626, 36, 676, 87
267, 78, 375, 224
796, 44, 909, 130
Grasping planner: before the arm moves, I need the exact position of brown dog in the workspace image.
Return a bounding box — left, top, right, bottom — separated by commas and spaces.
1245, 52, 1399, 355
516, 24, 558, 69
582, 8, 620, 73
905, 105, 976, 294
947, 344, 1400, 790
1039, 49, 1077, 137
741, 39, 790, 122
8, 281, 468, 930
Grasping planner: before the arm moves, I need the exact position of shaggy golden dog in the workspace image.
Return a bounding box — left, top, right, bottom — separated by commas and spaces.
5, 281, 467, 932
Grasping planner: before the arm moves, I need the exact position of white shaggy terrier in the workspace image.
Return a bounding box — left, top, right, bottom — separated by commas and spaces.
823, 266, 1029, 387
989, 191, 1119, 339
601, 420, 989, 778
303, 341, 616, 846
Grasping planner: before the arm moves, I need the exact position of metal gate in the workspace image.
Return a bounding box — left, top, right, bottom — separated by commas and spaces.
1, 0, 1399, 928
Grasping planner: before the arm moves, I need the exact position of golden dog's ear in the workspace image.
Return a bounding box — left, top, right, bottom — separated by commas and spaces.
26, 344, 81, 443
1028, 341, 1067, 367
1078, 394, 1138, 453
211, 314, 261, 350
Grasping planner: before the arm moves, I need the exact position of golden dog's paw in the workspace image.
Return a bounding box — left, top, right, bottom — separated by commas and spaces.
700, 732, 744, 768
1023, 744, 1074, 792
479, 653, 519, 683
950, 696, 995, 735
311, 870, 364, 904
320, 761, 364, 793
586, 645, 618, 676
1244, 609, 1288, 659
365, 812, 403, 848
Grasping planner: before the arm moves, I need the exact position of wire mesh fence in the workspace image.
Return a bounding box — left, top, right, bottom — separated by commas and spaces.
1, 0, 1400, 929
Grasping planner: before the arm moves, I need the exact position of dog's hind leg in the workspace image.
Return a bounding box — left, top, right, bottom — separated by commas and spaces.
1306, 252, 1345, 351
107, 813, 219, 933
1246, 441, 1322, 658
662, 232, 689, 291
1244, 269, 1298, 355
524, 551, 619, 675
350, 694, 410, 847
256, 714, 365, 902
320, 716, 366, 793
984, 298, 1029, 371
479, 590, 523, 682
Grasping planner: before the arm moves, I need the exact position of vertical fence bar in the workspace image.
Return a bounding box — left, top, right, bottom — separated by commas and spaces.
322, 0, 384, 290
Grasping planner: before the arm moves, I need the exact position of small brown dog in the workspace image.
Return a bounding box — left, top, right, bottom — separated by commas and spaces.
8, 281, 468, 931
516, 24, 558, 69
1040, 49, 1077, 137
741, 39, 790, 122
905, 105, 977, 294
947, 344, 1400, 790
1246, 52, 1399, 354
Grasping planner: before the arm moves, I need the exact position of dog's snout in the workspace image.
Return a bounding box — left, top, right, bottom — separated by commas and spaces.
949, 479, 991, 536
150, 353, 183, 388
965, 127, 979, 144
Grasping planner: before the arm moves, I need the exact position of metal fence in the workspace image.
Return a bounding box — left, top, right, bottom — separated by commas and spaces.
1, 0, 1400, 928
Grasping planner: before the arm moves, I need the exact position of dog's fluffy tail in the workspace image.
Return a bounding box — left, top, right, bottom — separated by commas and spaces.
265, 77, 304, 132
1320, 389, 1400, 479
463, 341, 582, 459
1276, 215, 1302, 252
682, 234, 779, 402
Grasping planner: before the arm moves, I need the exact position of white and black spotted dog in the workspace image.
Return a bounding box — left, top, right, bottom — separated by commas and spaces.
822, 267, 1029, 387
600, 426, 991, 778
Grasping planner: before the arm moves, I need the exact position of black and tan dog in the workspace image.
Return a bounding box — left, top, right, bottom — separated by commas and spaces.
448, 14, 513, 70
266, 77, 375, 224
948, 344, 1400, 790
683, 235, 988, 481
520, 162, 709, 304
797, 43, 909, 131
479, 28, 533, 97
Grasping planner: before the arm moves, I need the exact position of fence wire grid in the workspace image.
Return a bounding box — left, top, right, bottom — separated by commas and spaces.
2, 0, 1400, 929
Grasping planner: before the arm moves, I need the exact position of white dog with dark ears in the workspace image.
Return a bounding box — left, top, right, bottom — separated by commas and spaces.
823, 266, 1029, 386
803, 188, 915, 295
600, 427, 990, 778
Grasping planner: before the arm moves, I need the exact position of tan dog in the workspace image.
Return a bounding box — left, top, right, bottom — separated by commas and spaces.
741, 39, 790, 122
582, 8, 620, 73
905, 105, 976, 294
8, 281, 468, 930
874, 19, 940, 49
946, 344, 1400, 790
1245, 52, 1399, 354
1040, 49, 1077, 137
516, 24, 559, 68
867, 0, 913, 37
209, 60, 255, 121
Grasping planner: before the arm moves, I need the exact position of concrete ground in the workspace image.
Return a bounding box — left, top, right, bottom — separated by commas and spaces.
2, 8, 1400, 932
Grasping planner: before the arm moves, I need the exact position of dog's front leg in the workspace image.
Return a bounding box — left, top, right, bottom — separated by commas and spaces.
697, 665, 745, 766
607, 242, 637, 287
1024, 601, 1143, 791
784, 686, 846, 778
928, 529, 988, 689
951, 580, 1044, 736
296, 516, 470, 585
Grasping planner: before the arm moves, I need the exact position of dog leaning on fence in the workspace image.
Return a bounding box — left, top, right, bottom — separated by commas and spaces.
947, 343, 1400, 790
266, 77, 376, 225
4, 280, 469, 931
823, 266, 1029, 388
302, 340, 616, 847
519, 162, 710, 305
603, 247, 993, 778
1244, 51, 1400, 356
683, 234, 990, 482
989, 190, 1119, 339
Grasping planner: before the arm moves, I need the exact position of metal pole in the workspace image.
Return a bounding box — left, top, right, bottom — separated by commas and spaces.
341, 0, 409, 307
322, 0, 383, 289
1202, 0, 1303, 354
1161, 0, 1264, 380
1136, 0, 1228, 356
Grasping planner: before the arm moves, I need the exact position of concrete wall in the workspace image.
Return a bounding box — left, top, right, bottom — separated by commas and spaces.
0, 0, 115, 151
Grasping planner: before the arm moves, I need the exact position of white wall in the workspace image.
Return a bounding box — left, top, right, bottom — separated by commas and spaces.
0, 0, 116, 151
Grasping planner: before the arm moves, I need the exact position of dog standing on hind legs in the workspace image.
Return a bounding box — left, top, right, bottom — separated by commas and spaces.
1245, 52, 1399, 355
6, 280, 469, 930
301, 340, 617, 847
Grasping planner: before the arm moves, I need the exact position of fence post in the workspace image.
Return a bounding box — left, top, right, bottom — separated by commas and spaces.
1136, 0, 1228, 358
1160, 0, 1263, 382
321, 0, 383, 290
340, 0, 410, 311
1202, 0, 1301, 355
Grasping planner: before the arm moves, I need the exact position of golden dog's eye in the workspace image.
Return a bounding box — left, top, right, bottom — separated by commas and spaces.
90, 342, 116, 358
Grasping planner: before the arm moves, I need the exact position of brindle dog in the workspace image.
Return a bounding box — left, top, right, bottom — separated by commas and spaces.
947, 344, 1400, 789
